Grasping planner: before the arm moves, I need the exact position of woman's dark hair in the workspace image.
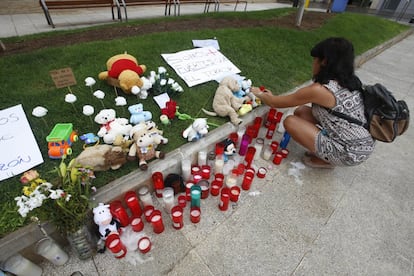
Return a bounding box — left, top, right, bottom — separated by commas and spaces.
310, 37, 362, 91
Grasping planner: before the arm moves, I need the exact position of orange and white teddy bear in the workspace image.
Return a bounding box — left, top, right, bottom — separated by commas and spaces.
98, 52, 147, 96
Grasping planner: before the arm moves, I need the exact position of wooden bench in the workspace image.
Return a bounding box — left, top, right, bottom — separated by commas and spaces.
39, 0, 122, 28
118, 0, 215, 19
118, 0, 176, 20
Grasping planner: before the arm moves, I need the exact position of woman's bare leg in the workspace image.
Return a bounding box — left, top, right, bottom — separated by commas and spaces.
283, 106, 332, 165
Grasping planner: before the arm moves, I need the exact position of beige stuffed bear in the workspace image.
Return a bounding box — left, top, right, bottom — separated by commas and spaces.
202, 76, 252, 125
98, 53, 147, 94
72, 145, 127, 171
128, 122, 167, 170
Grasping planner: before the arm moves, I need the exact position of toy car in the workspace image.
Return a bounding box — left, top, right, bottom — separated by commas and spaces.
46, 123, 78, 159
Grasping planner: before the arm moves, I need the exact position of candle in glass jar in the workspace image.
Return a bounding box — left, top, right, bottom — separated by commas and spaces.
198, 151, 207, 166
124, 191, 142, 217
110, 200, 129, 227
181, 159, 192, 181
151, 172, 164, 198
150, 210, 164, 234
138, 186, 153, 207
162, 187, 175, 213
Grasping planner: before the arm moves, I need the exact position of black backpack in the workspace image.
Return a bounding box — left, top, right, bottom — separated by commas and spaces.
328, 83, 410, 142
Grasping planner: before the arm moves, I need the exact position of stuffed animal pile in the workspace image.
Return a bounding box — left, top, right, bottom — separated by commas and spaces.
202, 76, 253, 125
94, 108, 133, 144
128, 121, 168, 170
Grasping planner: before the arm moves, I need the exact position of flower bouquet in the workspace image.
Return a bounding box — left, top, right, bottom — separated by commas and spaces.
149, 66, 184, 96
15, 158, 96, 259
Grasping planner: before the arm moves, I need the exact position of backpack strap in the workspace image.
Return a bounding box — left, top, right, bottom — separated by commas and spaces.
325, 108, 368, 129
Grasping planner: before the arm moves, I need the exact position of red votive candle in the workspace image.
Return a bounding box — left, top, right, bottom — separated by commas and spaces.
190, 207, 201, 223
273, 152, 283, 165
241, 171, 255, 191
110, 200, 129, 227
265, 108, 276, 128
281, 148, 289, 158
185, 182, 194, 201
130, 215, 144, 232
178, 194, 187, 208
151, 172, 164, 198
210, 180, 221, 196
246, 125, 257, 139
229, 132, 238, 144
124, 191, 142, 217
270, 141, 279, 153
171, 206, 184, 230
191, 165, 201, 175
137, 236, 151, 254
244, 146, 256, 168
219, 187, 230, 211
106, 233, 127, 259
253, 116, 263, 129
150, 210, 164, 234
257, 167, 267, 178
144, 205, 155, 222
193, 174, 202, 183
266, 123, 277, 139
198, 180, 210, 199
275, 111, 283, 123
229, 186, 241, 202
201, 165, 211, 180
214, 173, 224, 186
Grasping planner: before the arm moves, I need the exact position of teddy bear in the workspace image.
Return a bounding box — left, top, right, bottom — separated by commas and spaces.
128, 103, 152, 125
94, 108, 133, 144
72, 144, 127, 171
182, 118, 209, 142
98, 52, 147, 95
128, 122, 167, 170
93, 203, 121, 240
202, 76, 252, 125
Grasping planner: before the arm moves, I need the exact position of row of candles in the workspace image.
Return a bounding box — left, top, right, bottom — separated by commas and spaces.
106, 107, 290, 258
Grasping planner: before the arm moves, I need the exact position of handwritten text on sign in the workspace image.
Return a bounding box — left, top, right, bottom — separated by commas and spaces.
0, 105, 44, 182
161, 47, 241, 87
50, 67, 77, 89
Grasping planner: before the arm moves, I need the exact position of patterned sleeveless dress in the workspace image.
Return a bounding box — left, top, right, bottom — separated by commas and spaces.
312, 80, 375, 166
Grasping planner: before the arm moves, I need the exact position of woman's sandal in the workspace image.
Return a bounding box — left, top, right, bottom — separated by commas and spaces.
302, 155, 335, 169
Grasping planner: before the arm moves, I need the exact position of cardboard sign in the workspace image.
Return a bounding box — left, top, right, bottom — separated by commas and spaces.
161, 46, 241, 87
49, 67, 77, 88
0, 104, 44, 181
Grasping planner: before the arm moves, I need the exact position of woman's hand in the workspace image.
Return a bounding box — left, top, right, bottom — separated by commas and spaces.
251, 86, 272, 97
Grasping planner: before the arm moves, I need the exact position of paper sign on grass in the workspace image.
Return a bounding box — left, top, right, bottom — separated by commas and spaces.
161, 46, 241, 87
0, 104, 44, 181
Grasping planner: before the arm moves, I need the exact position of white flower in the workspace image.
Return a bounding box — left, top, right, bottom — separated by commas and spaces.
141, 77, 152, 90
65, 194, 72, 202
150, 71, 156, 78
160, 79, 167, 86
171, 82, 180, 90
167, 78, 175, 85
149, 76, 156, 84
32, 106, 48, 117
115, 96, 127, 106
49, 189, 64, 199
82, 105, 94, 116
93, 90, 105, 99
84, 77, 96, 87
65, 94, 77, 103
131, 86, 141, 95
158, 66, 167, 74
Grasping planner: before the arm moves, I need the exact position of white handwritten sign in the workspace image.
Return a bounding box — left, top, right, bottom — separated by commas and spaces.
0, 104, 44, 181
161, 46, 241, 87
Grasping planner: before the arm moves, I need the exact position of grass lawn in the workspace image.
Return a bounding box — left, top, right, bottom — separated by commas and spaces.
0, 8, 409, 237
